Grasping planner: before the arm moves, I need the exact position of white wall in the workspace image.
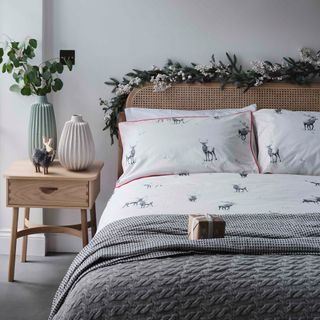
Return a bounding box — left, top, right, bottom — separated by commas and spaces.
0, 0, 45, 255
1, 0, 320, 253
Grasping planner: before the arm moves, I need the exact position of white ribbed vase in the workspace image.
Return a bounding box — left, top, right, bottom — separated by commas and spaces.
58, 115, 95, 171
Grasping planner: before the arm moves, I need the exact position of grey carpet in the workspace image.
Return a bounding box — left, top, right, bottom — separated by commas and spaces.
0, 253, 75, 320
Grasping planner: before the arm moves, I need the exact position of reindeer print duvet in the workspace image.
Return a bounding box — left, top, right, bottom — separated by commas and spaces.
50, 171, 320, 320
98, 172, 320, 231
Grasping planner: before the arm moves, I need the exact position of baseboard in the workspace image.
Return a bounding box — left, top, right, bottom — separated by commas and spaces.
0, 228, 45, 256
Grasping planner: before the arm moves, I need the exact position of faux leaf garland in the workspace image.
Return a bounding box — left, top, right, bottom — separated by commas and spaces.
101, 48, 320, 144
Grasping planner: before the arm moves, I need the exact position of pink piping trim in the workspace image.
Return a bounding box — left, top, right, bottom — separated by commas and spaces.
123, 115, 208, 123
123, 108, 256, 124
249, 111, 261, 173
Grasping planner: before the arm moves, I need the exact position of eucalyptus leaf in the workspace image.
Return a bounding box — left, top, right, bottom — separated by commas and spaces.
13, 72, 20, 83
11, 42, 19, 49
56, 62, 63, 73
24, 74, 30, 84
42, 71, 52, 80
53, 78, 63, 91
21, 86, 32, 96
29, 39, 37, 49
28, 70, 36, 82
9, 84, 21, 92
6, 63, 13, 73
24, 46, 32, 57
8, 53, 15, 62
34, 76, 41, 87
13, 59, 20, 68
50, 63, 57, 73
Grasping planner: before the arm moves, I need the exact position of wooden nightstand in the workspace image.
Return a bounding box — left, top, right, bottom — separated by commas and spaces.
4, 160, 104, 282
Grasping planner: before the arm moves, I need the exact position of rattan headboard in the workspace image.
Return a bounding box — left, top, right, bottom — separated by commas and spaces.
126, 83, 320, 111
118, 82, 320, 177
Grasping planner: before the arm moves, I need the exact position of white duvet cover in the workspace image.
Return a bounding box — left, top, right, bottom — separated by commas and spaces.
97, 172, 320, 232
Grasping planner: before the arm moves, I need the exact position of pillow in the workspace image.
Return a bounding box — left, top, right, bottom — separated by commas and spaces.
118, 112, 259, 186
125, 104, 257, 121
254, 108, 320, 175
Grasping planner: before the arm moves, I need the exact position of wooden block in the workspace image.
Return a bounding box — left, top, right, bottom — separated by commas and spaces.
188, 214, 225, 240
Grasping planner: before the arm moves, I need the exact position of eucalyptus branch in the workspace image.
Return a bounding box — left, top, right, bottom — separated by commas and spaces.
22, 63, 38, 95
0, 36, 73, 96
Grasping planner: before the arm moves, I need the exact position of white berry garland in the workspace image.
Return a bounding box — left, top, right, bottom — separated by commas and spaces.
100, 48, 320, 144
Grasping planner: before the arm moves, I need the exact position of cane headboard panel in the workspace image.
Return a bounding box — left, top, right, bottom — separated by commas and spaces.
118, 82, 320, 177
126, 83, 320, 111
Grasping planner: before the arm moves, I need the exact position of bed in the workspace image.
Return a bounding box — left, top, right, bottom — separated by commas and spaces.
49, 83, 320, 320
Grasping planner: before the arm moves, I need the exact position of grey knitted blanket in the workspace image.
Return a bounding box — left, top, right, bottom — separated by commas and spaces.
49, 214, 320, 320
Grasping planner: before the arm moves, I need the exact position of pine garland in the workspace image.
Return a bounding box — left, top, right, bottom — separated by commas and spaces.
100, 48, 320, 144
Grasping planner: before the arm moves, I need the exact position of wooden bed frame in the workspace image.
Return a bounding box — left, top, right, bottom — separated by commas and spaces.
118, 82, 320, 177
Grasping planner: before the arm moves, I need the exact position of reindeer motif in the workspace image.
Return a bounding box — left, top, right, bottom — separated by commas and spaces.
267, 145, 281, 163
239, 171, 248, 178
32, 137, 56, 174
126, 145, 136, 165
302, 198, 319, 204
139, 200, 153, 208
172, 118, 185, 124
123, 198, 144, 208
233, 185, 248, 192
178, 172, 190, 176
306, 180, 320, 187
218, 202, 234, 210
200, 140, 217, 161
189, 195, 197, 202
122, 202, 131, 208
238, 121, 250, 141
275, 108, 282, 114
304, 115, 318, 131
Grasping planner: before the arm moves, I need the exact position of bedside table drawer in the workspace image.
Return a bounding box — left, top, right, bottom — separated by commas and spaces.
7, 180, 89, 207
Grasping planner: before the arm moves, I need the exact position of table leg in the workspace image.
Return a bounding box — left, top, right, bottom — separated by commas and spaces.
90, 203, 97, 237
8, 207, 19, 282
21, 208, 30, 263
81, 209, 88, 247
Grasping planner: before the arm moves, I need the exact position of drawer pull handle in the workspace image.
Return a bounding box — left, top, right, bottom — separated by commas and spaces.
40, 187, 58, 194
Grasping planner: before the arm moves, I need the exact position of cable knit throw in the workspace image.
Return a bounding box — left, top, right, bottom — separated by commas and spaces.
49, 214, 320, 320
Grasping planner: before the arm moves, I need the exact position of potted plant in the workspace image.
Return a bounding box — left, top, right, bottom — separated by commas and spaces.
0, 36, 73, 158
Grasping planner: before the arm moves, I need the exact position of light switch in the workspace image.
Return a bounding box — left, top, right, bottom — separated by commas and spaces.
60, 50, 75, 65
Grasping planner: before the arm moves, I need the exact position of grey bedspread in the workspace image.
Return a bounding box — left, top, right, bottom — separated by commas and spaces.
49, 214, 320, 320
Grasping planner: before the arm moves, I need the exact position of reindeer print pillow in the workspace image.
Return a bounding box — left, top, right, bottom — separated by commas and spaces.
118, 112, 259, 186
254, 109, 320, 175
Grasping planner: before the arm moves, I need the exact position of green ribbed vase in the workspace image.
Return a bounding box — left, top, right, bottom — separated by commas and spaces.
28, 95, 57, 160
